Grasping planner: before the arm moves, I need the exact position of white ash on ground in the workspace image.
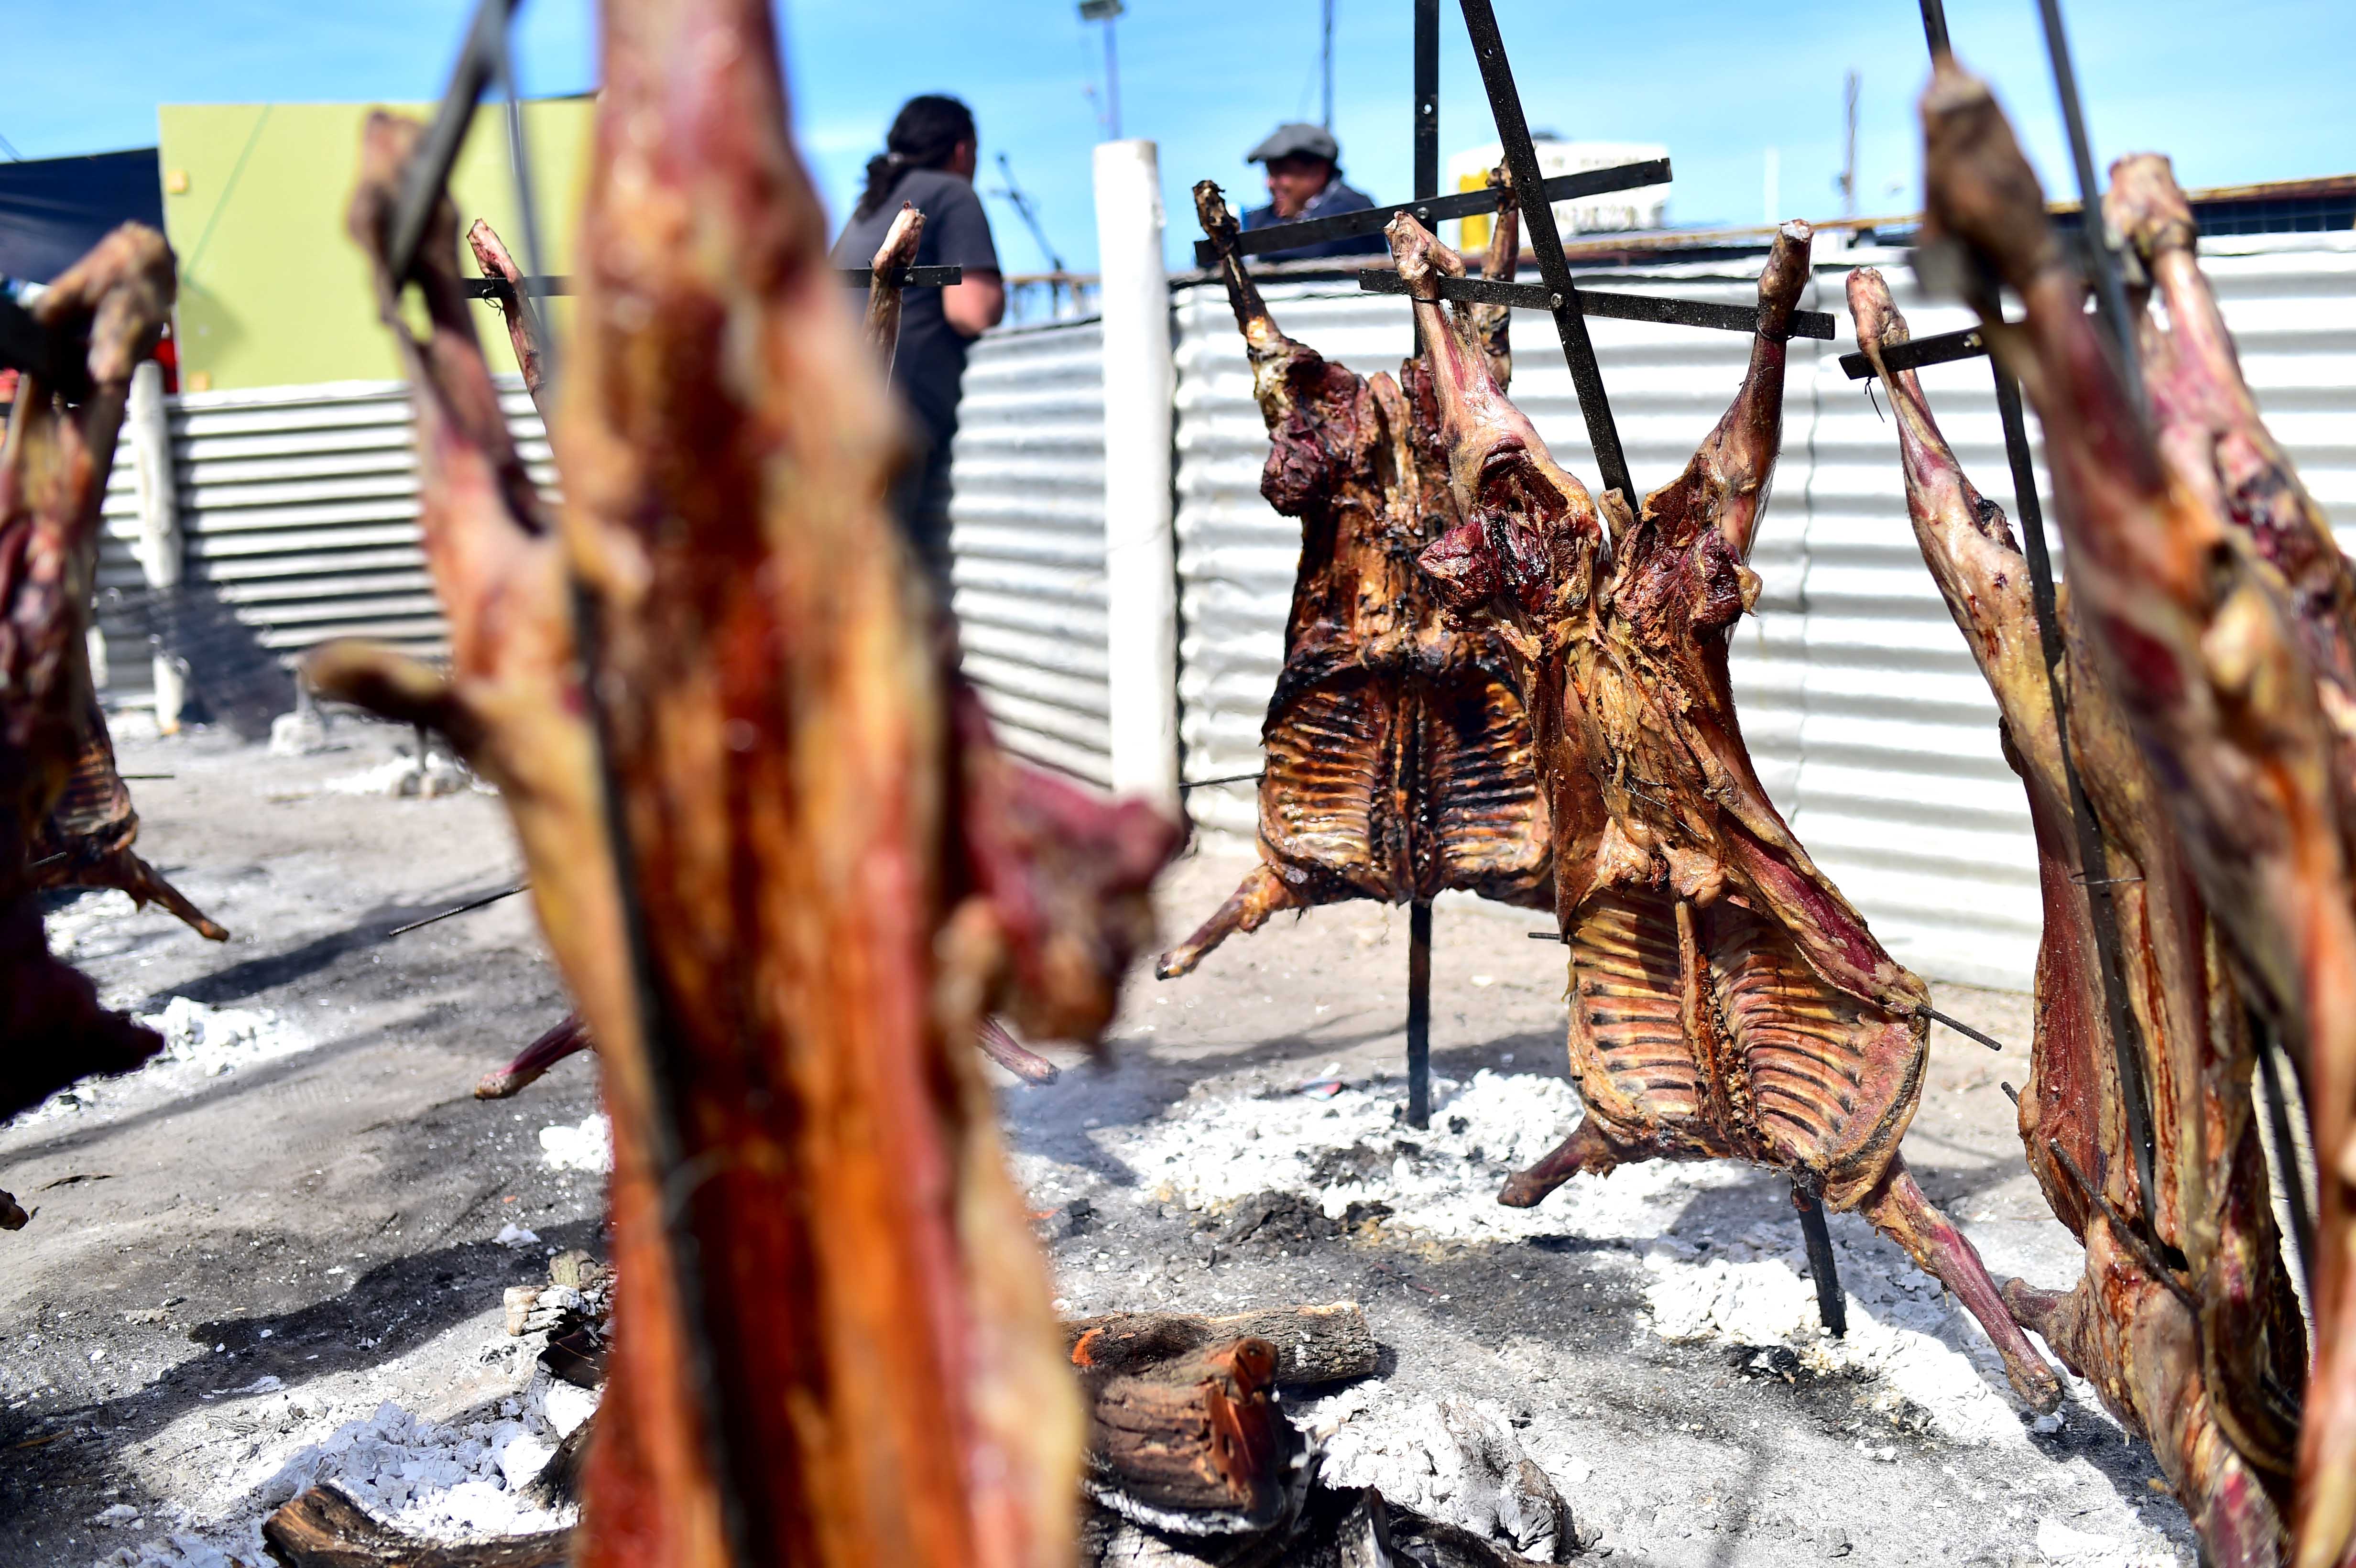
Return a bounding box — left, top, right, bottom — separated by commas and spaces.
86, 1310, 587, 1568
1087, 1063, 2090, 1454
539, 1113, 612, 1175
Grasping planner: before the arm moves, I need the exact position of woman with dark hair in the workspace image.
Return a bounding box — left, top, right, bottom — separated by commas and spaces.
831, 94, 1006, 589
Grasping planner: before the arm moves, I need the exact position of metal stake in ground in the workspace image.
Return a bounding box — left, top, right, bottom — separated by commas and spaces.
1406, 900, 1434, 1128
1792, 1187, 1847, 1337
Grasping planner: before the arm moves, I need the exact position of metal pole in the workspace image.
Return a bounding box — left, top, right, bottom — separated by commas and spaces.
1321, 0, 1336, 131
2034, 0, 2143, 411
1793, 1187, 1847, 1337
1453, 0, 1634, 506
1917, 0, 1951, 58
1410, 0, 1438, 357
1406, 899, 1433, 1127
1994, 364, 2162, 1229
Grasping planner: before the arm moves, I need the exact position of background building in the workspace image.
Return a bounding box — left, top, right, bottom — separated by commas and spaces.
156, 98, 593, 391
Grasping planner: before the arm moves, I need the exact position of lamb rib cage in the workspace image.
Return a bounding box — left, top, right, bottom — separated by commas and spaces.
1156, 177, 1550, 980
1387, 208, 2062, 1410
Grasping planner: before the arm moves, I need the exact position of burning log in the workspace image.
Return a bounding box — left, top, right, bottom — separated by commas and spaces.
1157, 175, 1550, 979
323, 0, 1175, 1560
1850, 262, 2302, 1564
1385, 208, 2062, 1410
1919, 60, 2356, 1568
262, 1483, 568, 1568
0, 222, 176, 1124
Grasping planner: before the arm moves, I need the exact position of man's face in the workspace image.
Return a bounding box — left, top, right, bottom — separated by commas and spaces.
1264, 154, 1335, 218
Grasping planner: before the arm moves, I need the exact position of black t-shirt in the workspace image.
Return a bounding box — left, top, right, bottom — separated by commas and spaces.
831, 167, 1001, 456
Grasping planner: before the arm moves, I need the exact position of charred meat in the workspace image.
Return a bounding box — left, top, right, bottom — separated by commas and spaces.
1852, 263, 2302, 1563
1160, 178, 1549, 978
1921, 61, 2356, 1566
1390, 210, 2061, 1409
0, 223, 176, 1123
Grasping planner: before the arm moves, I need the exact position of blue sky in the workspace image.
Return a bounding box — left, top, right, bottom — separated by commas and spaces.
6, 0, 2350, 273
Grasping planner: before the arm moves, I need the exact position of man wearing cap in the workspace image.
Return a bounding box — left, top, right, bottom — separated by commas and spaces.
1241, 124, 1385, 261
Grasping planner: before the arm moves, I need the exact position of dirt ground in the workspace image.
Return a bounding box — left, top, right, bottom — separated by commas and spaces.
0, 718, 2197, 1567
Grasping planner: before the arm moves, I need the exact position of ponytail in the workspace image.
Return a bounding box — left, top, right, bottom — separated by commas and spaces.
853, 94, 978, 219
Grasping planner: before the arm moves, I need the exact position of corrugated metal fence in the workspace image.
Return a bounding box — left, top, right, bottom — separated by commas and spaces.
86, 232, 2352, 990
1171, 231, 2356, 991
946, 319, 1113, 787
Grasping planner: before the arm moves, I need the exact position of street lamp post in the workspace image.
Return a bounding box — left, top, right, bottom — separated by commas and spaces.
1079, 0, 1125, 140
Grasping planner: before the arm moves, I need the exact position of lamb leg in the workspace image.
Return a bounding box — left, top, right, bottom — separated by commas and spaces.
864, 203, 925, 376
1496, 1118, 1634, 1206
475, 1012, 592, 1100
464, 220, 549, 418
1861, 1159, 2063, 1408
1156, 862, 1307, 978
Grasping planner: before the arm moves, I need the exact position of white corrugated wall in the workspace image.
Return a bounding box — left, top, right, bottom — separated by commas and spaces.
945, 318, 1113, 787
170, 378, 552, 662
1171, 230, 2356, 991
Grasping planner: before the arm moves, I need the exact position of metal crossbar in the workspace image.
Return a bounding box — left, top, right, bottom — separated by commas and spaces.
1189, 159, 1669, 268
463, 266, 964, 301
1358, 271, 1836, 339
1838, 322, 1991, 379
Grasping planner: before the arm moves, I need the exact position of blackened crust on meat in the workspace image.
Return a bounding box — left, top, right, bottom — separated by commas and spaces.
1392, 211, 2062, 1410
1157, 184, 1551, 979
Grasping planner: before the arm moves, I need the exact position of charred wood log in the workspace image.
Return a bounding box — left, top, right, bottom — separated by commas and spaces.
1082, 1337, 1298, 1534
1920, 63, 2356, 1568
1067, 1304, 1375, 1389
324, 1, 1174, 1558
262, 1483, 569, 1568
1388, 207, 2061, 1411
0, 222, 176, 1124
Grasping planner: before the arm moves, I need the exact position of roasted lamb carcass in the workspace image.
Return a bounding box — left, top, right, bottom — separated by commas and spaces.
323, 0, 1173, 1555
1851, 264, 2301, 1563
1920, 63, 2356, 1566
459, 208, 1112, 1101
0, 224, 178, 1126
29, 686, 228, 942
1157, 177, 1550, 977
1389, 210, 2062, 1408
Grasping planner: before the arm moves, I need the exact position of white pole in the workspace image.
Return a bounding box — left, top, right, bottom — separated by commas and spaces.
1092, 138, 1179, 815
127, 360, 187, 732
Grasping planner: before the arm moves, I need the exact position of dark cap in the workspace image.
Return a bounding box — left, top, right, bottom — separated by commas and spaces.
1246, 122, 1340, 165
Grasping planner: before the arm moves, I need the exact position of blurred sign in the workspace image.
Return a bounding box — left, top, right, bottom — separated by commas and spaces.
1451, 138, 1670, 250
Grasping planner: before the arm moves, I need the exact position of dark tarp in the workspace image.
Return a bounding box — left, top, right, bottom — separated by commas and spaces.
0, 149, 164, 285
